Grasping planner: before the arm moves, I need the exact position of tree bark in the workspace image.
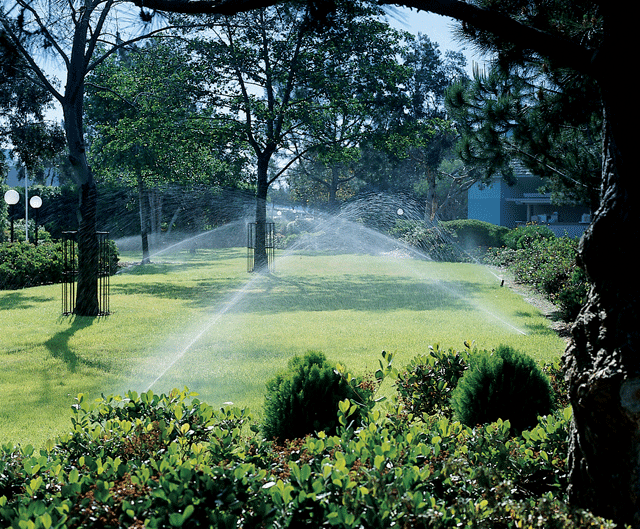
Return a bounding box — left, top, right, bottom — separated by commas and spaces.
74, 180, 100, 316
425, 166, 437, 221
563, 6, 640, 526
253, 152, 270, 271
63, 91, 100, 316
137, 172, 151, 264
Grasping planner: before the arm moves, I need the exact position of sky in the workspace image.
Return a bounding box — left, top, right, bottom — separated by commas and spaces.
389, 7, 489, 75
33, 7, 485, 127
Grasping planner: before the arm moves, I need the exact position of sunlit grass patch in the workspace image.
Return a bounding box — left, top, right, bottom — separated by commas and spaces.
0, 247, 566, 448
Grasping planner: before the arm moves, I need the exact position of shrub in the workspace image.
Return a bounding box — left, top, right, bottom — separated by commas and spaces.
484, 235, 589, 323
104, 238, 120, 275
261, 351, 365, 441
451, 345, 555, 433
556, 265, 589, 321
504, 223, 555, 250
4, 219, 53, 244
0, 238, 119, 290
389, 220, 468, 262
543, 359, 570, 409
395, 343, 472, 418
0, 387, 616, 529
441, 219, 509, 252
0, 241, 65, 289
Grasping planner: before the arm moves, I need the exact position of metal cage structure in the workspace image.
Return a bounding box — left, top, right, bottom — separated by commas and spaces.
247, 222, 275, 273
62, 231, 111, 316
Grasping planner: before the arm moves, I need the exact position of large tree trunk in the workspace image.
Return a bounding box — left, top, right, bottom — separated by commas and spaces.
137, 172, 150, 265
74, 180, 100, 316
253, 153, 270, 270
425, 166, 437, 222
563, 7, 640, 526
64, 95, 99, 317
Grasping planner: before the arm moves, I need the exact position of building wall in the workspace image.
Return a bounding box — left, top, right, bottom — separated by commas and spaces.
468, 174, 590, 235
468, 180, 502, 225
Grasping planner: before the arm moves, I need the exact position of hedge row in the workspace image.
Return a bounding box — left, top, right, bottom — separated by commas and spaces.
0, 242, 66, 290
0, 360, 612, 528
0, 240, 119, 291
484, 232, 588, 321
389, 219, 510, 262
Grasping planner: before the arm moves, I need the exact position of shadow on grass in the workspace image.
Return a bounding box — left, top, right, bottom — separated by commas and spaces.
252, 273, 480, 313
44, 316, 112, 373
0, 291, 55, 310
113, 266, 487, 313
119, 248, 244, 274
112, 277, 246, 302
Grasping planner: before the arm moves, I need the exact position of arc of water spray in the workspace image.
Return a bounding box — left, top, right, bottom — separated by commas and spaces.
144, 205, 527, 390
145, 272, 265, 391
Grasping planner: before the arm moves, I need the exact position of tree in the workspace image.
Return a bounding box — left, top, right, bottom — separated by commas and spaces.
397, 34, 466, 220
129, 0, 638, 524
337, 33, 465, 218
285, 12, 411, 211
0, 0, 176, 315
445, 63, 601, 211
0, 25, 66, 186
86, 39, 248, 263
188, 1, 407, 267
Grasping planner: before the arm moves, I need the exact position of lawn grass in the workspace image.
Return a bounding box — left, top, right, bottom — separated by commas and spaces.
0, 247, 566, 448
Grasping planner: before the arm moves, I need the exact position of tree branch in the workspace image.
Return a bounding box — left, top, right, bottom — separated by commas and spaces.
131, 0, 598, 77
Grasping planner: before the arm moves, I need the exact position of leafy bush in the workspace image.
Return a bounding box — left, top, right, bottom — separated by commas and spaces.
389, 220, 469, 262
104, 238, 120, 276
484, 235, 589, 322
0, 379, 616, 529
0, 238, 119, 290
3, 218, 53, 244
441, 219, 509, 251
503, 223, 555, 250
0, 241, 65, 289
262, 351, 369, 442
395, 343, 472, 418
543, 359, 570, 409
451, 345, 555, 433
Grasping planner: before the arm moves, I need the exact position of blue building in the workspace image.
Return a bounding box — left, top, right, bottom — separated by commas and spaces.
467, 163, 591, 238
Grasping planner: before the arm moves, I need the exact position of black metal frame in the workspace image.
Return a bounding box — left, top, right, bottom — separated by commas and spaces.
247, 222, 275, 272
62, 231, 111, 315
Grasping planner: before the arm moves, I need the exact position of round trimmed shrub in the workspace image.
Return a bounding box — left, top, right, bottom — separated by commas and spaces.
261, 351, 360, 442
395, 344, 471, 418
451, 345, 555, 433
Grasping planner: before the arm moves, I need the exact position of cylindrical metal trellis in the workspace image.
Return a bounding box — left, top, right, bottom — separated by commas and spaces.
62, 231, 111, 315
247, 222, 275, 273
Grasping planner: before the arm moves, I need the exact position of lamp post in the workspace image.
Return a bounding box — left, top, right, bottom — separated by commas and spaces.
4, 189, 19, 243
29, 195, 42, 245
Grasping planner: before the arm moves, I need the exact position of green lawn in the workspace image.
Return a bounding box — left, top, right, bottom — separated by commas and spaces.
0, 247, 566, 448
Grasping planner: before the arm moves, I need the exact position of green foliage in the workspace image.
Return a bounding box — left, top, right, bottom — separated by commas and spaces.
0, 387, 614, 528
4, 218, 52, 244
543, 359, 570, 410
389, 220, 468, 261
395, 342, 472, 418
0, 238, 119, 290
503, 223, 555, 250
441, 219, 509, 251
104, 238, 120, 276
261, 351, 370, 442
451, 345, 555, 433
390, 219, 508, 261
485, 234, 588, 321
0, 241, 64, 289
